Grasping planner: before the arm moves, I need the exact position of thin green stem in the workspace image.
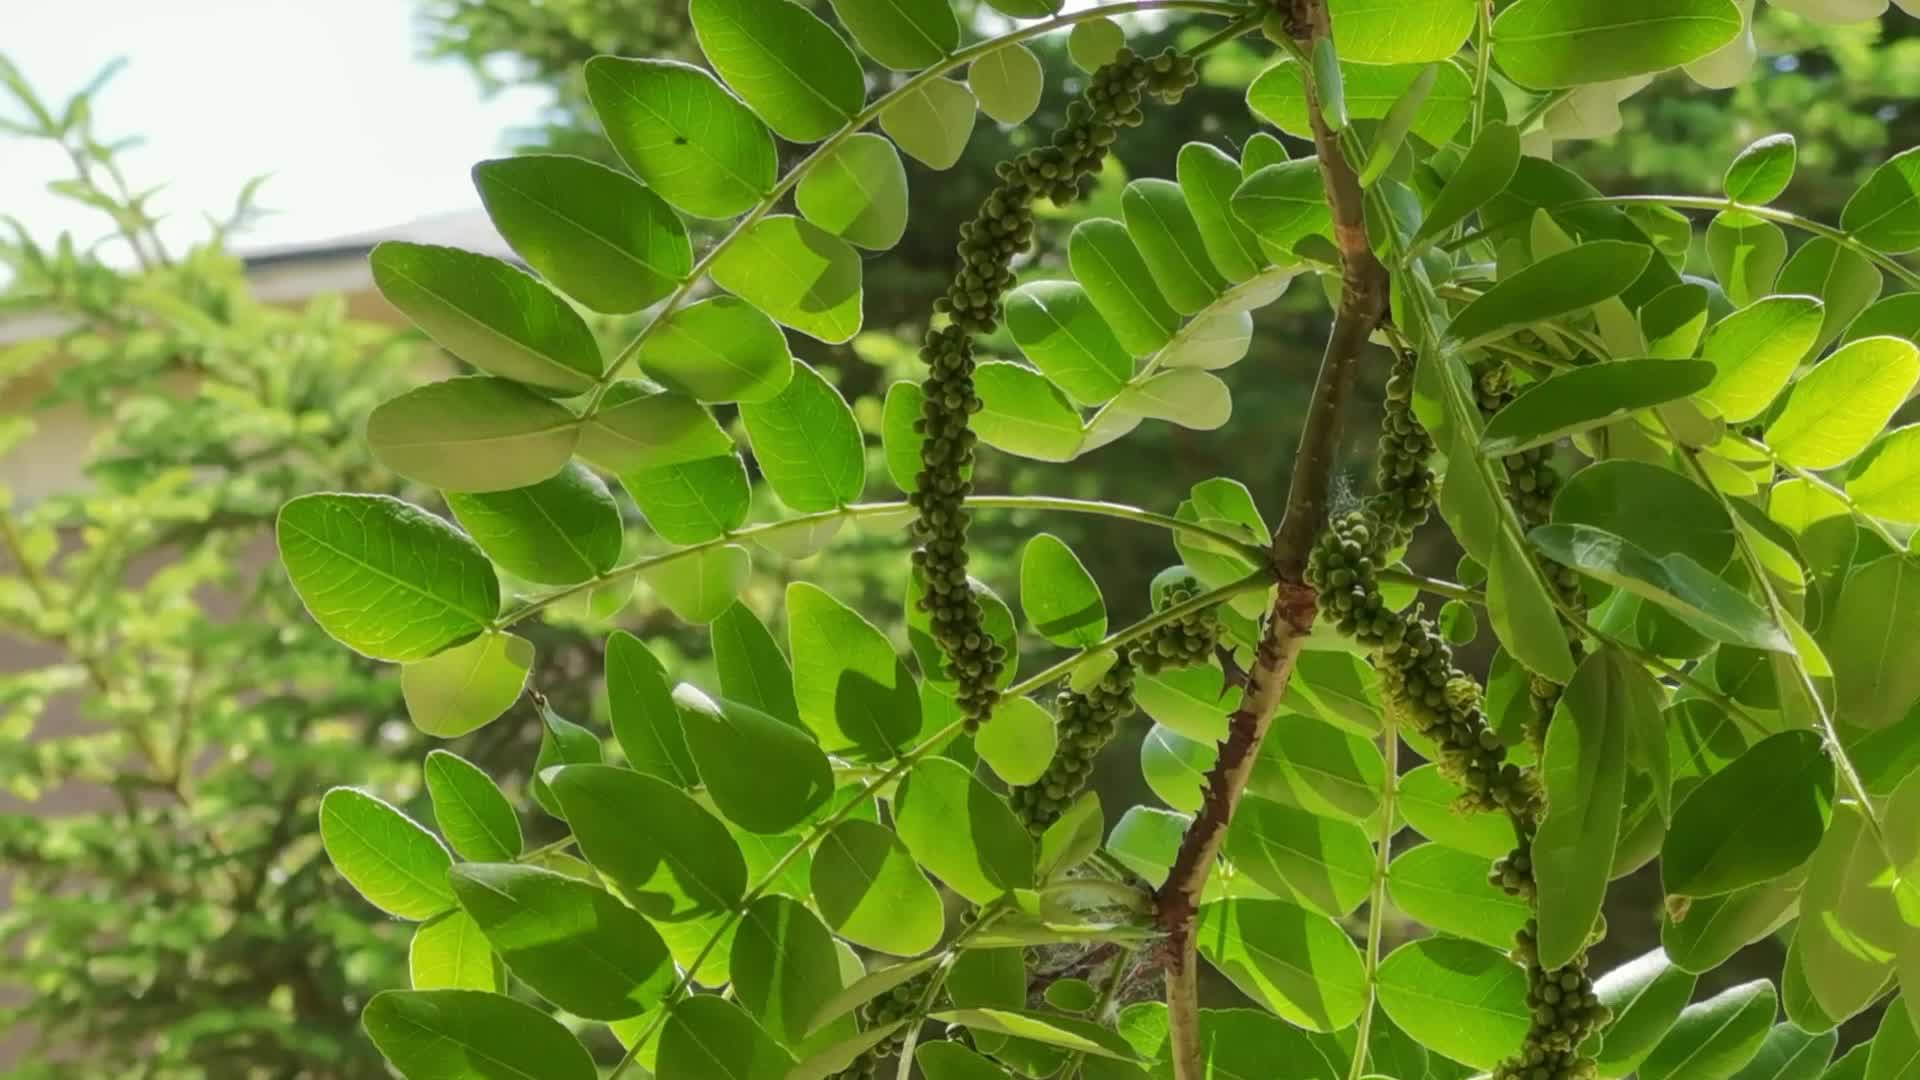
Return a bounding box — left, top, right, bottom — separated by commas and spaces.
1676, 448, 1887, 845
1347, 710, 1399, 1080
1379, 568, 1481, 605
492, 495, 1269, 629
582, 0, 1259, 412
1514, 88, 1571, 133
1470, 1, 1494, 139
1734, 434, 1908, 554
1063, 946, 1138, 1080
1443, 194, 1920, 290
1006, 572, 1272, 697
511, 834, 576, 864
893, 902, 1013, 1080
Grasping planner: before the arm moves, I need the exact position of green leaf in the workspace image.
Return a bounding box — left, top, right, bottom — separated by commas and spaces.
1728, 1024, 1838, 1080
1249, 717, 1384, 823
675, 683, 831, 834
1067, 17, 1125, 71
738, 360, 865, 511
401, 632, 532, 738
1640, 980, 1777, 1080
935, 1008, 1138, 1061
1142, 724, 1214, 812
808, 955, 946, 1037
585, 57, 776, 220
547, 763, 746, 918
605, 631, 697, 788
1448, 241, 1653, 348
1778, 238, 1882, 356
1005, 281, 1133, 405
918, 1041, 1016, 1080
1135, 664, 1234, 743
1848, 425, 1920, 524
1866, 1001, 1920, 1080
1196, 898, 1367, 1033
641, 543, 750, 625
1556, 460, 1735, 569
445, 463, 621, 587
1231, 159, 1331, 254
1108, 806, 1189, 886
409, 912, 498, 992
1491, 0, 1743, 89
1662, 875, 1802, 974
1177, 142, 1267, 284
1227, 795, 1374, 918
1534, 648, 1647, 969
1377, 937, 1530, 1069
1723, 134, 1798, 204
795, 133, 909, 252
879, 78, 978, 170
472, 155, 690, 315
1019, 533, 1107, 647
970, 44, 1043, 125
692, 0, 863, 143
711, 215, 863, 343
1662, 729, 1834, 897
1794, 800, 1902, 1026
277, 494, 498, 663
636, 296, 796, 404
1111, 369, 1233, 432
1124, 179, 1227, 315
1412, 121, 1522, 250
1818, 555, 1920, 730
1359, 64, 1439, 187
1531, 523, 1790, 652
1246, 59, 1472, 148
1069, 219, 1182, 356
882, 381, 929, 493
319, 788, 454, 921
579, 379, 731, 474
896, 757, 1035, 903
812, 818, 944, 956
1592, 950, 1700, 1077
1329, 0, 1476, 62
1842, 147, 1920, 254
1643, 282, 1712, 359
826, 0, 957, 70
529, 708, 604, 819
1707, 214, 1787, 307
788, 581, 921, 758
368, 242, 601, 395
1695, 294, 1827, 423
1398, 762, 1518, 859
363, 989, 595, 1080
973, 360, 1086, 462
659, 995, 794, 1080
368, 376, 578, 493
1482, 358, 1717, 456
1037, 792, 1102, 880
978, 696, 1057, 788
711, 602, 800, 728
1767, 336, 1920, 470
732, 895, 845, 1049
424, 750, 523, 862
1386, 844, 1531, 950
623, 453, 752, 544
1488, 528, 1578, 685
450, 863, 672, 1020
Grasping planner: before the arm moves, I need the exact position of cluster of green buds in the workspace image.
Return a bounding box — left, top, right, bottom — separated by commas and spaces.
1496, 919, 1611, 1080
1472, 361, 1562, 526
910, 47, 1198, 732
1373, 348, 1437, 549
832, 974, 940, 1078
1010, 573, 1225, 832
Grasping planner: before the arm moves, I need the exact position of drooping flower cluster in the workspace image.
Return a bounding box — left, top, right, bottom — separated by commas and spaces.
911, 49, 1200, 733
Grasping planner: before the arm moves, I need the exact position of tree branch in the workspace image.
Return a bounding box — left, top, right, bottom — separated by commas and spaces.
1153, 2, 1390, 1075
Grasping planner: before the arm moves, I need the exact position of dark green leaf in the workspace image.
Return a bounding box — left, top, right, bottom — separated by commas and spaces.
547, 763, 746, 918
450, 864, 673, 1020
1841, 146, 1920, 254
1592, 950, 1699, 1077
1196, 898, 1367, 1033
1376, 936, 1530, 1069
1725, 134, 1798, 204
1482, 358, 1716, 456
1491, 0, 1743, 89
972, 360, 1085, 462
1224, 795, 1373, 918
788, 581, 921, 758
636, 296, 795, 404
711, 215, 863, 343
1640, 980, 1777, 1080
1231, 159, 1331, 254
895, 757, 1035, 903
278, 494, 498, 662
1708, 214, 1788, 307
739, 360, 865, 511
578, 379, 731, 474
1448, 241, 1653, 348
1661, 876, 1802, 974
659, 995, 794, 1080
622, 452, 752, 544
1005, 281, 1132, 405
932, 1008, 1138, 1060
529, 708, 604, 819
1069, 219, 1181, 356
472, 154, 690, 314
368, 241, 600, 395
585, 57, 776, 220
446, 463, 621, 586
675, 684, 832, 834
918, 1041, 1015, 1079
1019, 533, 1107, 647
794, 132, 909, 251
711, 602, 799, 727
1178, 142, 1266, 283
605, 631, 697, 787
1411, 121, 1522, 250
732, 895, 845, 1049
826, 0, 957, 70
1776, 238, 1881, 357
1124, 179, 1227, 315
363, 989, 595, 1080
1531, 523, 1790, 651
1662, 730, 1834, 897
1818, 555, 1920, 730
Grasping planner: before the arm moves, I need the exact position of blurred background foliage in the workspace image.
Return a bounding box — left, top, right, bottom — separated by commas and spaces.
1, 1, 1916, 1073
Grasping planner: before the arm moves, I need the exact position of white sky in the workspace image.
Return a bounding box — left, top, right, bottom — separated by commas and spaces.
1, 0, 547, 263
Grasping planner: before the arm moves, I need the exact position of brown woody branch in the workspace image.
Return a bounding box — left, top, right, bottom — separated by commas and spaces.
1153, 0, 1389, 1074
